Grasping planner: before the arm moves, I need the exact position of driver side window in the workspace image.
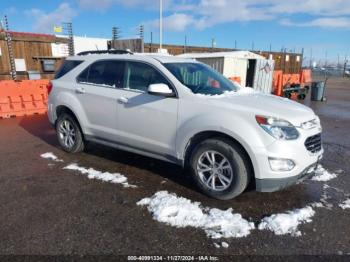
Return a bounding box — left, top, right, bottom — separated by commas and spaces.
124, 62, 170, 92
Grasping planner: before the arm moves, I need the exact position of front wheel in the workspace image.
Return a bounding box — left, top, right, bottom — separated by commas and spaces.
189, 138, 251, 200
56, 113, 84, 153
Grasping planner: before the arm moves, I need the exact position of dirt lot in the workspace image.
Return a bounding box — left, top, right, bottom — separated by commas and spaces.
0, 77, 349, 259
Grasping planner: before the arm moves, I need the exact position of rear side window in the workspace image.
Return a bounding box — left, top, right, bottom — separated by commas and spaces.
77, 60, 125, 88
55, 60, 83, 79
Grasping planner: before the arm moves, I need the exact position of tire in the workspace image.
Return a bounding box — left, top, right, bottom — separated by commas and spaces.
56, 113, 84, 153
297, 94, 304, 100
189, 138, 251, 200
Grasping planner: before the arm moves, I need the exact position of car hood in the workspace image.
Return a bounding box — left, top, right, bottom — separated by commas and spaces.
203, 92, 316, 126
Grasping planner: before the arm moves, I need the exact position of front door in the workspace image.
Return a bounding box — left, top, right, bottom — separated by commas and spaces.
115, 61, 178, 158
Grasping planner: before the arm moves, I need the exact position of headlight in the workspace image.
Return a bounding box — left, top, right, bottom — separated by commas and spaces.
256, 115, 299, 140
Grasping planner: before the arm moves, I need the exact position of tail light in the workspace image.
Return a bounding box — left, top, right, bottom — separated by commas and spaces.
47, 82, 53, 95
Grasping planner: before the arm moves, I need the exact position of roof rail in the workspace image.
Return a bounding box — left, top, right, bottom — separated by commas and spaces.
77, 50, 133, 56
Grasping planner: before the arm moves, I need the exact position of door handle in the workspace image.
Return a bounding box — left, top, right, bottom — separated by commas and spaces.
117, 97, 129, 104
76, 86, 85, 94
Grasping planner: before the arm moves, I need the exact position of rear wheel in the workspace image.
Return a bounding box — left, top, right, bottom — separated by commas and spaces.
189, 138, 250, 200
56, 113, 84, 153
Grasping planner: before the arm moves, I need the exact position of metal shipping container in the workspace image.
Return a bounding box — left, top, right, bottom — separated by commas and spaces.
178, 51, 275, 94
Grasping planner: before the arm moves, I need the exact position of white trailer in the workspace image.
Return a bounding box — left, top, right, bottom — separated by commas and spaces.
178, 51, 275, 94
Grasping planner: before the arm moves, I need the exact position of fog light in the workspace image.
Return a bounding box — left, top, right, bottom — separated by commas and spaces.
269, 158, 295, 171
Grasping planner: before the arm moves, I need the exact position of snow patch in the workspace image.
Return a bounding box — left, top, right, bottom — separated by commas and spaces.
41, 152, 63, 162
310, 202, 324, 208
339, 199, 350, 209
213, 243, 221, 248
312, 165, 338, 182
258, 206, 315, 236
63, 163, 136, 188
79, 82, 117, 88
195, 87, 260, 98
137, 191, 254, 239
221, 242, 229, 248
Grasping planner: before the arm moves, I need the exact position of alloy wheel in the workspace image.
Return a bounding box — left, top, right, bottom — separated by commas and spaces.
196, 150, 233, 191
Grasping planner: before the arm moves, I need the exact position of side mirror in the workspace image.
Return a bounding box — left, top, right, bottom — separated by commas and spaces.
148, 83, 175, 97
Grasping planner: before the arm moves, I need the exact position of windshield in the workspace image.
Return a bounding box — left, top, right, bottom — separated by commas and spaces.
163, 62, 239, 95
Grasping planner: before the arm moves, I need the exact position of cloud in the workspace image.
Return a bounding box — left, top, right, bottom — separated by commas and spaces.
4, 6, 18, 15
76, 0, 114, 11
75, 0, 350, 32
267, 0, 350, 16
143, 0, 274, 32
25, 3, 77, 33
142, 0, 350, 31
281, 17, 350, 28
77, 0, 172, 11
144, 13, 195, 32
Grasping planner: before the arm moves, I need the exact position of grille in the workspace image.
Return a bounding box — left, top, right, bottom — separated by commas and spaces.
305, 134, 322, 153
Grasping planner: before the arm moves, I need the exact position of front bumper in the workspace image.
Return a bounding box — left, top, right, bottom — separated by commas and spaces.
256, 161, 319, 192
251, 126, 323, 192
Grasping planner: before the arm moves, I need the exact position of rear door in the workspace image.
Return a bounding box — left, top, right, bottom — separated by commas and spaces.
115, 61, 179, 158
75, 60, 125, 141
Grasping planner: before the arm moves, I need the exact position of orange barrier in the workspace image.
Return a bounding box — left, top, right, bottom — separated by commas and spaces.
282, 74, 300, 87
0, 80, 49, 118
272, 70, 313, 97
229, 76, 241, 85
272, 70, 283, 96
300, 69, 312, 84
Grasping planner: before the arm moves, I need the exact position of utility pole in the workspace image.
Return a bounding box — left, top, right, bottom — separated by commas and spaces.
252, 41, 254, 51
4, 15, 16, 80
211, 38, 216, 50
310, 48, 313, 68
112, 26, 120, 40
139, 25, 144, 40
150, 31, 153, 53
301, 48, 304, 69
139, 25, 145, 53
184, 35, 187, 53
159, 0, 163, 50
283, 48, 287, 72
234, 40, 237, 49
344, 56, 348, 78
63, 22, 74, 56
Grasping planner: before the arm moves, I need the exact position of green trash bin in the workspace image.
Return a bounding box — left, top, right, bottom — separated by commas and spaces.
311, 81, 325, 101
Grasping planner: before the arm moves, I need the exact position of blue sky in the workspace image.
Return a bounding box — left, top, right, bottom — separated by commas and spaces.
1, 0, 349, 64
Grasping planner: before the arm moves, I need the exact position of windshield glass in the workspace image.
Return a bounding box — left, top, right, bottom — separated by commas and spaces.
163, 62, 239, 95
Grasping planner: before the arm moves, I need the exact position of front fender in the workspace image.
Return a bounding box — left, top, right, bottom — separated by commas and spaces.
176, 113, 274, 173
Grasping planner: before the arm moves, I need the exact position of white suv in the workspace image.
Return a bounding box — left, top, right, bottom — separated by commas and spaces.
48, 51, 323, 200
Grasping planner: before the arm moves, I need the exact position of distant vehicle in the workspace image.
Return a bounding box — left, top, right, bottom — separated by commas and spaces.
47, 51, 323, 200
